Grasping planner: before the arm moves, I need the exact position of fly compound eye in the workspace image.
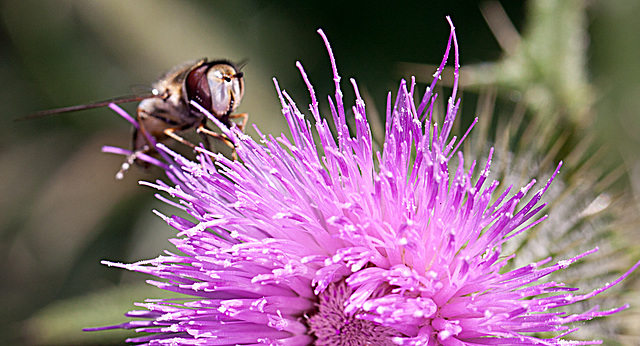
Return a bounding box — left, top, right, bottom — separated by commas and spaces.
207, 64, 244, 116
231, 73, 244, 107
185, 61, 241, 117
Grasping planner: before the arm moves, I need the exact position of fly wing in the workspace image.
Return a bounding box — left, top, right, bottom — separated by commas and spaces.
16, 93, 155, 121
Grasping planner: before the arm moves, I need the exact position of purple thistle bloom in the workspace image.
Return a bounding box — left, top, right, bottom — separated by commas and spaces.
90, 18, 639, 345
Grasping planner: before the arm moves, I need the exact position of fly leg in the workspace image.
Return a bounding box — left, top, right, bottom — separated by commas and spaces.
228, 112, 248, 132
196, 125, 237, 160
163, 127, 197, 148
115, 145, 150, 180
120, 108, 198, 179
196, 112, 248, 160
137, 106, 199, 151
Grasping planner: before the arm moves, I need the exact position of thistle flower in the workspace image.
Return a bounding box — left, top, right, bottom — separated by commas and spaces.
89, 18, 639, 345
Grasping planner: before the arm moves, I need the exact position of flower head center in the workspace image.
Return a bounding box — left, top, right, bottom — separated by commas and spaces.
307, 280, 398, 346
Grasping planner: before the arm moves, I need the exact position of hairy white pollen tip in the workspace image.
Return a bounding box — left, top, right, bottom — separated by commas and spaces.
274, 212, 288, 219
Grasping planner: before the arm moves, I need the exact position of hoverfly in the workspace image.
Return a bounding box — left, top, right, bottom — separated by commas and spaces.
21, 59, 247, 179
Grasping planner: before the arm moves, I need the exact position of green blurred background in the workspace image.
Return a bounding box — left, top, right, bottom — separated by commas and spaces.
2, 0, 639, 344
